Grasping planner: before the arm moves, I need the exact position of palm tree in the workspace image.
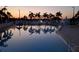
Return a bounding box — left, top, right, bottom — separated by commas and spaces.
70, 10, 79, 25
43, 12, 49, 19
28, 11, 34, 19
0, 10, 8, 23
38, 12, 41, 19
1, 6, 7, 12
35, 12, 41, 19
48, 13, 55, 19
53, 11, 62, 25
56, 11, 62, 18
23, 15, 27, 19
0, 6, 13, 23
55, 11, 62, 21
0, 10, 8, 17
74, 11, 79, 24
7, 11, 13, 19
0, 6, 8, 23
75, 11, 79, 18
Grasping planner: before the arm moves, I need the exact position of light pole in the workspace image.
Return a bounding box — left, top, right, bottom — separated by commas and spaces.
19, 9, 20, 19
72, 7, 75, 18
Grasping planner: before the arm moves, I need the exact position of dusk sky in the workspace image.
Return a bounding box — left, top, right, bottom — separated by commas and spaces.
0, 6, 79, 18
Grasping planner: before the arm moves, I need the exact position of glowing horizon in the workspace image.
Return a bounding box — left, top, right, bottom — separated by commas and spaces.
0, 6, 79, 18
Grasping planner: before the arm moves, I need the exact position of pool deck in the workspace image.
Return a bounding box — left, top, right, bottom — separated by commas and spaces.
57, 25, 79, 52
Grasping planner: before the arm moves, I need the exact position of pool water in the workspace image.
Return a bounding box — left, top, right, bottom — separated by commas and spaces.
0, 25, 71, 52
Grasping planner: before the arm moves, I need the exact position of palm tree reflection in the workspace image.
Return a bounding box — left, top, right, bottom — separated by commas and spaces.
23, 25, 28, 31
35, 26, 41, 34
48, 26, 55, 33
0, 30, 13, 47
29, 26, 34, 35
28, 26, 56, 34
42, 25, 48, 34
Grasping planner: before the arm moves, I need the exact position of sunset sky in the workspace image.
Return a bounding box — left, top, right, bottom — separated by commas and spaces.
0, 6, 79, 18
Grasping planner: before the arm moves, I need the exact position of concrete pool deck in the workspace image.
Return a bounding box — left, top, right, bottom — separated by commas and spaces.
57, 25, 79, 52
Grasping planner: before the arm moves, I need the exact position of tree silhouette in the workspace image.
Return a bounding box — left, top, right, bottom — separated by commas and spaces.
48, 13, 55, 19
23, 15, 27, 19
0, 10, 8, 23
28, 11, 34, 19
0, 6, 13, 23
1, 6, 7, 12
56, 11, 62, 17
74, 11, 79, 24
0, 6, 7, 17
35, 12, 41, 19
70, 10, 79, 25
43, 12, 49, 19
75, 11, 79, 18
52, 11, 62, 25
7, 11, 13, 18
0, 10, 8, 18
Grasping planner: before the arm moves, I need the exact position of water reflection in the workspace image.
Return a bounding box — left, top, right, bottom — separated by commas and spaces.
27, 25, 56, 34
0, 30, 13, 47
23, 25, 28, 31
0, 25, 71, 52
15, 25, 56, 35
